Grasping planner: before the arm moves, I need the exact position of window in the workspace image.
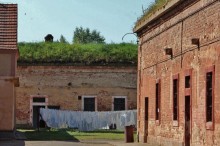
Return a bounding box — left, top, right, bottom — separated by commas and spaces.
145, 97, 148, 121
206, 72, 213, 122
185, 96, 191, 121
33, 97, 45, 103
173, 79, 178, 120
185, 76, 190, 88
112, 96, 127, 111
205, 66, 214, 130
184, 69, 192, 122
173, 75, 179, 122
82, 96, 96, 111
48, 105, 60, 110
156, 80, 161, 123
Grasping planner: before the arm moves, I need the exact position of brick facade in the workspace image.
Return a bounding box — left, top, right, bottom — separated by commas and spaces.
134, 0, 220, 146
16, 65, 137, 126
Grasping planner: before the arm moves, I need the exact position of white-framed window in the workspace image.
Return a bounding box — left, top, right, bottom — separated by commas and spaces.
82, 95, 97, 111
112, 96, 127, 111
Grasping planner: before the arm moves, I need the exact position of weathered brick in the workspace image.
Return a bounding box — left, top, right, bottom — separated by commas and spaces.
16, 65, 137, 125
135, 0, 220, 146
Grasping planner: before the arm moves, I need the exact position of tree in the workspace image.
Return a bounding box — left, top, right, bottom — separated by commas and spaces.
73, 27, 105, 44
44, 34, 54, 42
60, 35, 68, 43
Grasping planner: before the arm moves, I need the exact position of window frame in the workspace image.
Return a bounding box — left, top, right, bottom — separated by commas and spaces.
185, 69, 192, 140
205, 66, 215, 130
82, 95, 97, 111
112, 96, 127, 111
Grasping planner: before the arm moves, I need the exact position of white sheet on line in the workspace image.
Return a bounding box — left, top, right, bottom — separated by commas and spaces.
40, 108, 137, 131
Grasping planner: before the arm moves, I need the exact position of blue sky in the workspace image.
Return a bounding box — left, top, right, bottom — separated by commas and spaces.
1, 0, 154, 43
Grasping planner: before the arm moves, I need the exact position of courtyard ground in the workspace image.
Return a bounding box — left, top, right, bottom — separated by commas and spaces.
17, 129, 128, 141
0, 129, 157, 146
0, 140, 156, 146
0, 140, 112, 146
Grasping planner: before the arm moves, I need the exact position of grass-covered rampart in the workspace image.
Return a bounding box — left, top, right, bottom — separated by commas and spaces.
18, 42, 137, 66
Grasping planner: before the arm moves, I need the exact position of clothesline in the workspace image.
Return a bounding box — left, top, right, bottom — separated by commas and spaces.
40, 108, 137, 131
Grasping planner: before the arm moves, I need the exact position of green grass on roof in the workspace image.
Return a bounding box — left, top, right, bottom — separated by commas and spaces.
135, 0, 173, 28
18, 42, 137, 66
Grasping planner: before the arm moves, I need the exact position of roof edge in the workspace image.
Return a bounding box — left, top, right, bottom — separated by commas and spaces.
133, 0, 182, 33
0, 3, 17, 5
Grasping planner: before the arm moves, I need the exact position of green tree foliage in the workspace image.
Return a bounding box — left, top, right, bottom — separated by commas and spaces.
73, 27, 105, 44
59, 35, 68, 43
18, 42, 137, 65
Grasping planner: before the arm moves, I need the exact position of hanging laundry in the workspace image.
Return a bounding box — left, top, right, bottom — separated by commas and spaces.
40, 108, 137, 131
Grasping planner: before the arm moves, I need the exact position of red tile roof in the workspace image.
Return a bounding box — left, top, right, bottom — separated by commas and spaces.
0, 4, 17, 50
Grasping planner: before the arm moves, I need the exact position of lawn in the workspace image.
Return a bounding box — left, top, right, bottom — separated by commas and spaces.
18, 129, 136, 141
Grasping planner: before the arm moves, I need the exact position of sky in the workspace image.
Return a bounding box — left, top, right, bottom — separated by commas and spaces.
1, 0, 154, 43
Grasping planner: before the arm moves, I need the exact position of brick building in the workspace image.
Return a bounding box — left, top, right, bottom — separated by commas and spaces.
134, 0, 220, 146
16, 65, 137, 128
0, 4, 19, 134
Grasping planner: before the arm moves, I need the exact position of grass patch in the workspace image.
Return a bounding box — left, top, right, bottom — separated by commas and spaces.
135, 0, 173, 28
18, 129, 136, 141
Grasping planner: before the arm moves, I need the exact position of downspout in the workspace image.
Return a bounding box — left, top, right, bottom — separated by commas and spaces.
136, 35, 143, 143
137, 38, 140, 143
181, 20, 183, 68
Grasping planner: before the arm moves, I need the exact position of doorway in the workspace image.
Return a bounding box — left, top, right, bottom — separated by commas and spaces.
33, 105, 45, 128
185, 96, 191, 146
144, 97, 149, 143
30, 95, 48, 128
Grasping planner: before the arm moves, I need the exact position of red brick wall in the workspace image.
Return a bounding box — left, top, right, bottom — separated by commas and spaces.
137, 1, 220, 145
16, 66, 137, 125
